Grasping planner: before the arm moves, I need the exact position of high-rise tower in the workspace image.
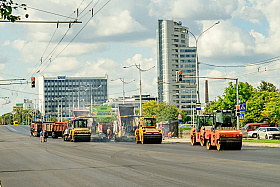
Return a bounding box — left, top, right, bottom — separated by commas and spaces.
157, 20, 197, 113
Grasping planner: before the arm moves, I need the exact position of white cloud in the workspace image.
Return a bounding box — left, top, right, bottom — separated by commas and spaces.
0, 64, 5, 70
94, 10, 146, 36
149, 0, 238, 20
239, 6, 265, 23
193, 20, 255, 58
2, 41, 10, 46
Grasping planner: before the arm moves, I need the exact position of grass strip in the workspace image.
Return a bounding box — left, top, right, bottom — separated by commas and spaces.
243, 139, 280, 144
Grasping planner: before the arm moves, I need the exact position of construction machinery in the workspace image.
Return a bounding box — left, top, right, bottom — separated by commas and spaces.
204, 110, 243, 151
135, 116, 162, 144
190, 114, 214, 146
98, 121, 113, 139
30, 121, 42, 137
115, 104, 138, 142
64, 118, 91, 142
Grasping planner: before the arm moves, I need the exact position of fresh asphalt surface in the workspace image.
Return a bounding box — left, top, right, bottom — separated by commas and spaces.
0, 125, 280, 187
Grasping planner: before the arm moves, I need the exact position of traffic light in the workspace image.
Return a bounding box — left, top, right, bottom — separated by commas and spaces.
31, 77, 35, 88
176, 71, 183, 83
235, 109, 240, 116
178, 71, 182, 82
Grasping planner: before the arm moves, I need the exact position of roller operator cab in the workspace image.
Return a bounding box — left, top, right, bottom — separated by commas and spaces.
66, 118, 91, 142
190, 115, 214, 146
135, 117, 162, 144
205, 110, 243, 151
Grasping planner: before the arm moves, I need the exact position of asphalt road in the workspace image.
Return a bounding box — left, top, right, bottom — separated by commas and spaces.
0, 125, 280, 187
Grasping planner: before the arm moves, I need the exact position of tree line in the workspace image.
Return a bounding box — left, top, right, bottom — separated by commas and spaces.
205, 80, 279, 126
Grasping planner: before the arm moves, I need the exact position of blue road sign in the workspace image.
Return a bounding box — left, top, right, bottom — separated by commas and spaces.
196, 103, 201, 110
240, 104, 246, 111
68, 118, 72, 120
44, 115, 46, 118
36, 115, 39, 118
239, 114, 245, 120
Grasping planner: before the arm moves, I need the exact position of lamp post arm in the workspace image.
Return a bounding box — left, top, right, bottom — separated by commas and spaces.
197, 21, 220, 41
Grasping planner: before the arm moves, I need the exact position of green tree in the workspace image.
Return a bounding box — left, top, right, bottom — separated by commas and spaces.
261, 92, 280, 125
142, 101, 185, 123
49, 116, 58, 122
257, 80, 277, 92
0, 0, 28, 22
244, 91, 276, 124
205, 82, 253, 114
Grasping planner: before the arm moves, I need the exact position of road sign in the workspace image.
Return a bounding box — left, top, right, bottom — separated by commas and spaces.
240, 104, 246, 111
196, 103, 201, 110
36, 115, 39, 118
239, 114, 245, 120
178, 113, 182, 120
68, 118, 72, 120
178, 109, 182, 113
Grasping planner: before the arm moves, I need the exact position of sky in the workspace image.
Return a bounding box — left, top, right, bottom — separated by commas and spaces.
0, 0, 280, 115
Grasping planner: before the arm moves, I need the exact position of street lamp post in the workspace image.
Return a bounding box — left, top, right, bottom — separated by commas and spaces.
123, 64, 155, 116
187, 21, 220, 105
111, 78, 135, 104
86, 85, 102, 115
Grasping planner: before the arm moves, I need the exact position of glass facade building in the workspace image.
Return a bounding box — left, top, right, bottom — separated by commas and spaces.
38, 75, 108, 118
157, 20, 197, 113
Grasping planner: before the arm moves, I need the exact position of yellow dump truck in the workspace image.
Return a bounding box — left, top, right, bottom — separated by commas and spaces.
135, 117, 162, 144
65, 118, 91, 142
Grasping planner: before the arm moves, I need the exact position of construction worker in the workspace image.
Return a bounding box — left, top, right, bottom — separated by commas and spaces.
40, 130, 44, 143
64, 128, 69, 141
107, 127, 111, 139
44, 131, 48, 142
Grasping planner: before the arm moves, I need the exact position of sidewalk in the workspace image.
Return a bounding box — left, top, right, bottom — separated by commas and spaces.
162, 137, 280, 148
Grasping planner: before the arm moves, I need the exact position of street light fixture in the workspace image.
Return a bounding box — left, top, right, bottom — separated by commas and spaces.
187, 21, 220, 105
123, 64, 155, 116
111, 78, 135, 104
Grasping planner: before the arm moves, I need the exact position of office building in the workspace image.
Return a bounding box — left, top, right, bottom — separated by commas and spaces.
157, 20, 197, 113
38, 75, 108, 118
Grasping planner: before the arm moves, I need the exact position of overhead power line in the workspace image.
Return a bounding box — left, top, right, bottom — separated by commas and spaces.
26, 6, 77, 19
200, 55, 280, 68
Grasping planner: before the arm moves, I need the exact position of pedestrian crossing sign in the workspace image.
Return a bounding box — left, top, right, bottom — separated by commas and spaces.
239, 114, 245, 120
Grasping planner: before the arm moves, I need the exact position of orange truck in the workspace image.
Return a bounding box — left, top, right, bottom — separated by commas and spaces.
52, 122, 68, 138
30, 121, 42, 137
204, 110, 243, 151
190, 114, 214, 146
42, 121, 68, 138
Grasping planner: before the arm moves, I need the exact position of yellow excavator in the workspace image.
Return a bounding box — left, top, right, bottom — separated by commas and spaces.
135, 117, 162, 144
64, 118, 91, 142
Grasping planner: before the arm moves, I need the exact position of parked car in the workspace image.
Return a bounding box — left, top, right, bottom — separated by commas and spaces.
257, 127, 280, 139
248, 127, 261, 138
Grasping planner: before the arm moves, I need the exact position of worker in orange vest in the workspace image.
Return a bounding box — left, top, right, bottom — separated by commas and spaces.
107, 127, 111, 139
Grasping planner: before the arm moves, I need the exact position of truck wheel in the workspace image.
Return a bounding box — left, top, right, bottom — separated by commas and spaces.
217, 140, 222, 151
265, 135, 268, 139
253, 134, 257, 138
206, 140, 212, 150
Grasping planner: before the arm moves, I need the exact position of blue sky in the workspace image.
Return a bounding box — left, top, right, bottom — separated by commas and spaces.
0, 0, 280, 115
